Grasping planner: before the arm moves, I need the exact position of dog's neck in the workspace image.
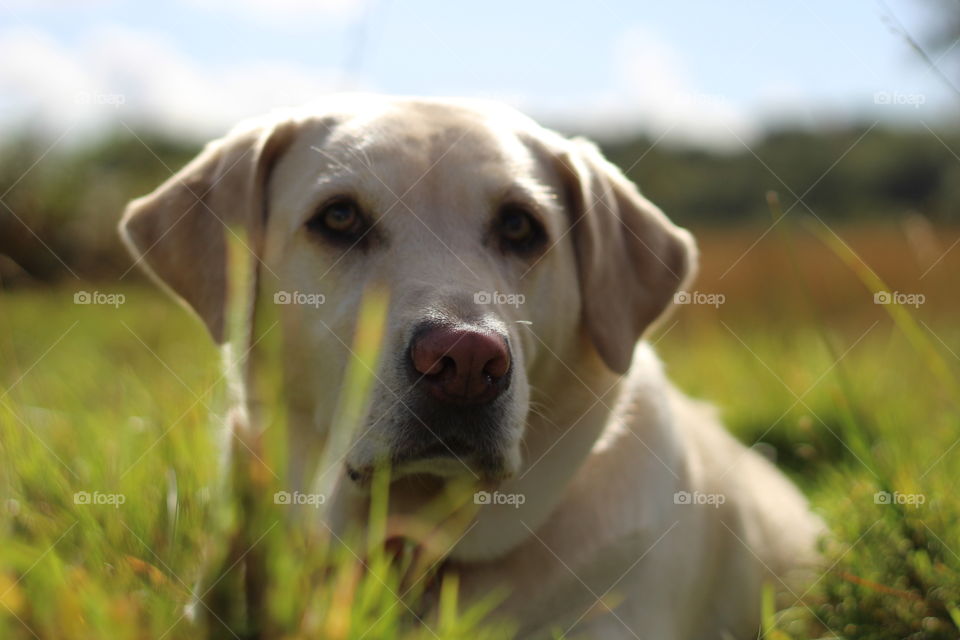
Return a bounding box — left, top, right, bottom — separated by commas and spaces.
442, 340, 626, 562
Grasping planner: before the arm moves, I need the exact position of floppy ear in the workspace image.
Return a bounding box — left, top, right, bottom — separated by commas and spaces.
560, 138, 697, 374
119, 118, 297, 343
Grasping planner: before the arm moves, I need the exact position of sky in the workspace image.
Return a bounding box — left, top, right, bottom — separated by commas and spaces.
0, 0, 956, 148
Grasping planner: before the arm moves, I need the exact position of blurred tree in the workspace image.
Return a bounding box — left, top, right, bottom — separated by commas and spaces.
1, 124, 958, 285
0, 131, 197, 284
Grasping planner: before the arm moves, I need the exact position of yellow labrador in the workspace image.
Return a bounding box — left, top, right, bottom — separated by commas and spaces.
120, 95, 822, 639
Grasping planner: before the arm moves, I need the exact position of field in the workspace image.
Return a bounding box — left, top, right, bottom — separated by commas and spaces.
1, 221, 959, 639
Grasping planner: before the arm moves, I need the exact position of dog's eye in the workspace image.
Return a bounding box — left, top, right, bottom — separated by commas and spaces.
306, 198, 367, 244
495, 205, 546, 254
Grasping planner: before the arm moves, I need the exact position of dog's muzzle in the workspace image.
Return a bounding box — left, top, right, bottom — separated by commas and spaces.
345, 320, 516, 485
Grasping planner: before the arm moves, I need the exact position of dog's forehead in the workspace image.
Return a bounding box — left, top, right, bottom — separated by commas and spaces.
312, 99, 546, 185
268, 98, 565, 237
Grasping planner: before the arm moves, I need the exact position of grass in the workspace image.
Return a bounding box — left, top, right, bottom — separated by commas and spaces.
1, 221, 959, 638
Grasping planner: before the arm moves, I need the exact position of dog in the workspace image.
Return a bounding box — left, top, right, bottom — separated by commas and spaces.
120, 95, 823, 639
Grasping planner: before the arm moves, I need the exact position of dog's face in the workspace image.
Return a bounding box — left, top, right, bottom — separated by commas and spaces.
262, 101, 586, 484
120, 95, 695, 493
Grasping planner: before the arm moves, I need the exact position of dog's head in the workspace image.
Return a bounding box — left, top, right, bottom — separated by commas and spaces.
120, 95, 695, 493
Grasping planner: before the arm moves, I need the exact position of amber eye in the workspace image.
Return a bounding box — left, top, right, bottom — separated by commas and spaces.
306, 198, 367, 244
495, 205, 546, 254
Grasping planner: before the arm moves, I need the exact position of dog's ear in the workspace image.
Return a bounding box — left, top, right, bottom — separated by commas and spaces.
559, 138, 697, 374
119, 118, 298, 343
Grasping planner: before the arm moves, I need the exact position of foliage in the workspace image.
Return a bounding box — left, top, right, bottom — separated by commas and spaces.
1, 124, 958, 283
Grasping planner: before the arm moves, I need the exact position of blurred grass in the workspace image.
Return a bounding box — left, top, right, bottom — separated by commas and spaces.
0, 283, 510, 639
1, 221, 959, 638
659, 220, 960, 639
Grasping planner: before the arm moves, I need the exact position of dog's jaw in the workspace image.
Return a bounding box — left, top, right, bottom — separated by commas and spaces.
343, 438, 522, 489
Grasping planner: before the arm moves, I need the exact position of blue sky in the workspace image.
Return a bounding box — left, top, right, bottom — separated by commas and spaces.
0, 0, 955, 147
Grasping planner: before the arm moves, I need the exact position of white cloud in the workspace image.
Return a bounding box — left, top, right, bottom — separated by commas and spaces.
0, 28, 97, 129
616, 27, 755, 145
534, 27, 759, 149
0, 25, 361, 140
0, 22, 774, 149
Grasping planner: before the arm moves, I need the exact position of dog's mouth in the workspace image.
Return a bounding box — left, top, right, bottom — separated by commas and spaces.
343, 388, 519, 488
345, 436, 514, 488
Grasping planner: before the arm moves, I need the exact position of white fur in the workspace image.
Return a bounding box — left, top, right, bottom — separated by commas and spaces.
121, 95, 824, 639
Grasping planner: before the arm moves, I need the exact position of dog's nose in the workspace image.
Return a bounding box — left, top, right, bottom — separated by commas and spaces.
409, 325, 511, 404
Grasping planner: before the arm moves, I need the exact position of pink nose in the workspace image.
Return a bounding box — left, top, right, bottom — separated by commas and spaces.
409, 326, 511, 404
